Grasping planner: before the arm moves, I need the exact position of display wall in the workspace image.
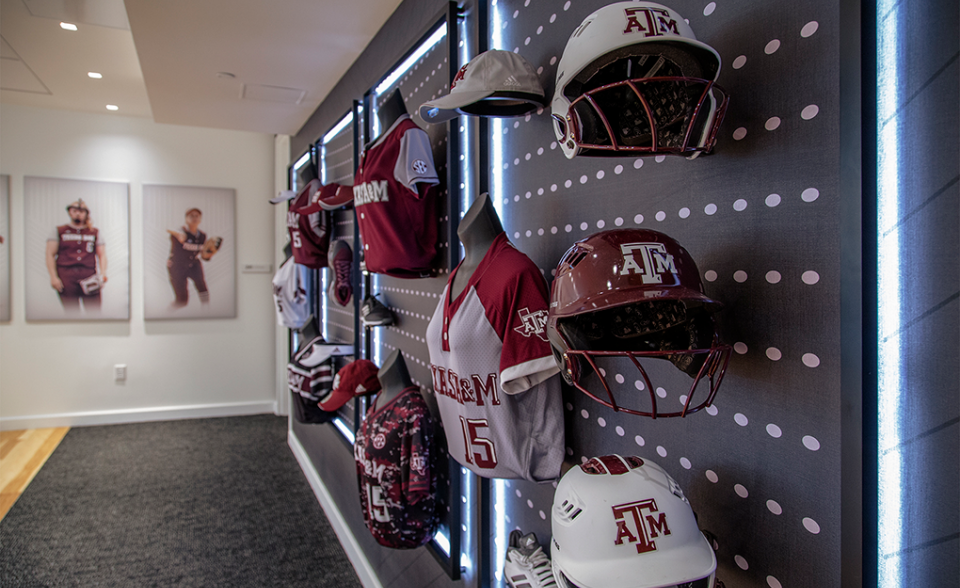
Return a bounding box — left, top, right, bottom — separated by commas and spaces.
287, 0, 956, 588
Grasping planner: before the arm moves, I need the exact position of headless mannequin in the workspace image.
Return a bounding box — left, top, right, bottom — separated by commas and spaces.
450, 193, 504, 300
374, 348, 414, 411
377, 88, 407, 135
296, 316, 322, 355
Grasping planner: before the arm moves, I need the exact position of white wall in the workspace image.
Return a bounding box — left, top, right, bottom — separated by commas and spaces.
0, 103, 278, 429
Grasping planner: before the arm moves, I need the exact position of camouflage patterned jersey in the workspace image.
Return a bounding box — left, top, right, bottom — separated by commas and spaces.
354, 386, 438, 549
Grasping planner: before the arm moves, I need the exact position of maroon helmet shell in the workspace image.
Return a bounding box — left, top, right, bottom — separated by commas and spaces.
547, 229, 730, 418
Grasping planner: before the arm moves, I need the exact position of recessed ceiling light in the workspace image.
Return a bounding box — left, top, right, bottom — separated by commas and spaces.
106, 105, 119, 111
60, 22, 78, 31
88, 72, 103, 79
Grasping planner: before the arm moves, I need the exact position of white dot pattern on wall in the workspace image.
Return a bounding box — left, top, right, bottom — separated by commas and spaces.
526, 499, 533, 508
515, 489, 522, 498
735, 555, 749, 570
680, 457, 692, 469
766, 347, 783, 361
635, 435, 645, 447
656, 211, 666, 221
802, 353, 821, 368
634, 380, 645, 390
803, 517, 821, 534
765, 271, 782, 284
656, 387, 667, 398
765, 193, 782, 207
765, 39, 781, 54
803, 435, 821, 451
733, 198, 748, 211
802, 270, 821, 284
734, 270, 748, 282
765, 117, 781, 131
735, 484, 749, 498
704, 270, 718, 282
634, 213, 644, 224
657, 446, 667, 457
732, 55, 747, 69
705, 405, 719, 416
580, 409, 589, 419
767, 576, 784, 588
801, 21, 820, 37
597, 417, 606, 427
706, 470, 719, 483
767, 499, 783, 515
801, 104, 820, 120
767, 423, 783, 438
615, 426, 625, 436
735, 413, 749, 426
704, 203, 718, 215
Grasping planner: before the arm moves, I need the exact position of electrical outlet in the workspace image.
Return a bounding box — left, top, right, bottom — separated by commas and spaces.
114, 364, 127, 381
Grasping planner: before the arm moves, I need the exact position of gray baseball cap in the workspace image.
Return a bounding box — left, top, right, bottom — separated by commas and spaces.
419, 50, 545, 123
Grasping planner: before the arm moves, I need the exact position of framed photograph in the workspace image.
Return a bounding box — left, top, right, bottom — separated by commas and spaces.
143, 185, 236, 319
24, 176, 130, 321
1, 175, 9, 322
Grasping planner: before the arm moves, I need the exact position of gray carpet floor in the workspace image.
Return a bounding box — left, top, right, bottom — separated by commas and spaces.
0, 415, 362, 588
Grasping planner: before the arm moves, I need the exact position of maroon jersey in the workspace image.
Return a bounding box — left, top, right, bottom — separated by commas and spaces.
287, 358, 335, 424
168, 227, 206, 266
287, 179, 329, 269
52, 225, 100, 269
354, 386, 439, 548
354, 115, 439, 278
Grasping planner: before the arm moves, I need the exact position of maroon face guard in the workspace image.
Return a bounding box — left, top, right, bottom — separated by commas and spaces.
564, 341, 731, 418
555, 76, 729, 156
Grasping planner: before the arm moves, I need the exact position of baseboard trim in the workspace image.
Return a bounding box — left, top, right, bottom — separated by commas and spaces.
0, 401, 277, 431
288, 427, 383, 588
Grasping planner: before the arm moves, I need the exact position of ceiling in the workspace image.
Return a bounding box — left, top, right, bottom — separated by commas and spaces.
0, 0, 402, 135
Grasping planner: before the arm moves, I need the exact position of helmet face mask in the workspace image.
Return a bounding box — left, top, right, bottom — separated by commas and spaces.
547, 229, 730, 418
552, 2, 728, 159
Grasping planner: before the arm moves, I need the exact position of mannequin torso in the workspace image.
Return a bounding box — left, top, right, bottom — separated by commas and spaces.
450, 193, 504, 301
374, 348, 414, 411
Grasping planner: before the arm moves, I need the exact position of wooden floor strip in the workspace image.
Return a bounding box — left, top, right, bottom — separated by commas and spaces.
0, 427, 69, 520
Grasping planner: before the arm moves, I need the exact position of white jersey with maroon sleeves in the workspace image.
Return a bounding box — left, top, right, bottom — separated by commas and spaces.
286, 179, 329, 269
354, 386, 439, 549
354, 114, 439, 278
426, 232, 565, 482
272, 257, 309, 329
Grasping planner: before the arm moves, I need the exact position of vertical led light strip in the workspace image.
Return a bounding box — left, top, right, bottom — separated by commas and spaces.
487, 3, 507, 584
459, 13, 473, 219
489, 1, 506, 223
876, 1, 902, 586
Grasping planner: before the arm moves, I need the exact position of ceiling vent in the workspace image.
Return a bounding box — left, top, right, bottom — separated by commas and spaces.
240, 84, 306, 105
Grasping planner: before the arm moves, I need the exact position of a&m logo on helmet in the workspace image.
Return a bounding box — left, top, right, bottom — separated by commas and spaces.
612, 499, 672, 554
619, 242, 677, 283
514, 307, 549, 342
623, 6, 681, 37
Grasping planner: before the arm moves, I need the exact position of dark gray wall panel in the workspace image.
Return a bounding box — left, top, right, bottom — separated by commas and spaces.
486, 0, 842, 587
